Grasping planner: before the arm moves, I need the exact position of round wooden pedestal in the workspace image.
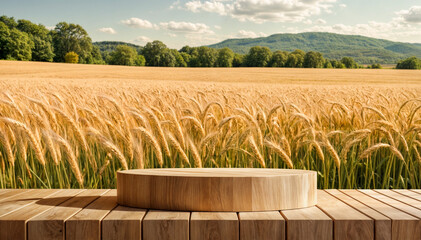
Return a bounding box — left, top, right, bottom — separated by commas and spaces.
117, 168, 317, 212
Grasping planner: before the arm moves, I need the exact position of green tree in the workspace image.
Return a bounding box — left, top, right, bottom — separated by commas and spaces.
17, 19, 54, 62
396, 57, 421, 69
141, 40, 168, 66
371, 63, 382, 69
304, 51, 325, 68
245, 46, 272, 67
180, 52, 191, 66
0, 15, 17, 29
195, 46, 217, 67
52, 22, 93, 63
0, 22, 11, 59
4, 28, 33, 60
159, 49, 176, 67
285, 54, 299, 68
270, 51, 288, 67
90, 45, 104, 64
64, 52, 79, 63
135, 55, 146, 66
324, 60, 333, 68
341, 57, 358, 68
171, 49, 187, 67
285, 50, 305, 68
232, 53, 244, 67
216, 47, 234, 67
109, 45, 138, 66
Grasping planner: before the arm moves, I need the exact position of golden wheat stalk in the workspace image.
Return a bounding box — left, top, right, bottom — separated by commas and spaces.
132, 127, 163, 167
248, 135, 265, 168
264, 139, 293, 169
0, 129, 14, 166
167, 133, 190, 166
1, 117, 45, 166
52, 134, 83, 186
188, 138, 202, 168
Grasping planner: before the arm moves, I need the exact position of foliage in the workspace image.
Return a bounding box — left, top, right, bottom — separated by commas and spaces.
216, 47, 234, 67
64, 51, 79, 63
52, 22, 93, 63
109, 45, 138, 66
141, 40, 168, 66
304, 51, 325, 68
396, 57, 421, 70
135, 55, 146, 66
270, 51, 288, 67
0, 25, 34, 61
245, 46, 272, 67
232, 53, 245, 67
370, 63, 382, 69
17, 19, 54, 62
341, 57, 358, 69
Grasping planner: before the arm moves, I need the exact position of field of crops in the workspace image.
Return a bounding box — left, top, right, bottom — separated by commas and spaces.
0, 61, 420, 189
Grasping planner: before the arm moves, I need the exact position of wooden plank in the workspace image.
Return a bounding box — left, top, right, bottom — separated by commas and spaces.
359, 190, 421, 219
326, 189, 391, 240
0, 189, 31, 202
239, 211, 284, 240
410, 190, 421, 194
281, 206, 333, 240
0, 189, 83, 240
190, 212, 238, 240
143, 210, 190, 240
341, 190, 421, 240
391, 190, 421, 204
102, 206, 146, 240
0, 189, 59, 218
377, 190, 421, 210
27, 189, 108, 240
0, 189, 18, 198
65, 189, 117, 240
316, 190, 373, 240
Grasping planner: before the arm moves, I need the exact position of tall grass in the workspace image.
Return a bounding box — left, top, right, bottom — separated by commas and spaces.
0, 83, 420, 189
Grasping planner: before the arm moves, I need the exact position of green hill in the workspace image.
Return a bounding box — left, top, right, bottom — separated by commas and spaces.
208, 32, 421, 64
93, 41, 143, 54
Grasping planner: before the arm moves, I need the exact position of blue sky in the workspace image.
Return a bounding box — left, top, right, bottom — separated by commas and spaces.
1, 0, 421, 48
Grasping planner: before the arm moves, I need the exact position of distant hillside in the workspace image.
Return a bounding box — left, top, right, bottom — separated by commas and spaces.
208, 32, 421, 64
94, 41, 143, 54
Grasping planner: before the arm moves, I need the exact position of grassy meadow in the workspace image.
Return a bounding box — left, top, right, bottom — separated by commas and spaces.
0, 61, 421, 189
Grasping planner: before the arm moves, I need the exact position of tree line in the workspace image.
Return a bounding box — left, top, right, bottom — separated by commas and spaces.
0, 15, 419, 69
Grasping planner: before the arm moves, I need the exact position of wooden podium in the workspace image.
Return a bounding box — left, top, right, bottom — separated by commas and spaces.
117, 168, 317, 212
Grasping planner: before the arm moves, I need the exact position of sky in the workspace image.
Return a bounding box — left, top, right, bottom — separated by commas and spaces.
1, 0, 421, 49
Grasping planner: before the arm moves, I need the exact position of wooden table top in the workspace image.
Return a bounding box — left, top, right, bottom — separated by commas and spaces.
0, 189, 420, 240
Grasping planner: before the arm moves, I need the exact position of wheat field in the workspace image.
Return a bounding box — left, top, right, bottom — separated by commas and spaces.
0, 61, 420, 189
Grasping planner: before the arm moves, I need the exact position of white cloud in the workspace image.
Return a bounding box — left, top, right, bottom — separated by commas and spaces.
339, 3, 346, 8
397, 6, 421, 24
46, 26, 55, 30
185, 0, 228, 14
159, 21, 214, 34
214, 25, 222, 30
134, 36, 152, 43
121, 18, 157, 29
236, 30, 267, 38
316, 19, 326, 24
183, 0, 337, 23
99, 27, 116, 34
